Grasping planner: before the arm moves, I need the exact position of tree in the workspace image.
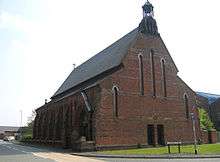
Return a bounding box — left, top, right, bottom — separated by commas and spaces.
27, 110, 36, 128
198, 108, 214, 131
21, 110, 37, 138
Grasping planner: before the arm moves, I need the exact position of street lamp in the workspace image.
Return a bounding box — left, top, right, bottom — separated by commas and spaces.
190, 112, 198, 155
20, 110, 23, 140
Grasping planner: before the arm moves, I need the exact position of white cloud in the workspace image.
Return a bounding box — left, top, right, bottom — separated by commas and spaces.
1, 0, 220, 126
0, 10, 25, 31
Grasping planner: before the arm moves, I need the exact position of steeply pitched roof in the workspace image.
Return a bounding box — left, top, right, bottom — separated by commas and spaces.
52, 28, 139, 98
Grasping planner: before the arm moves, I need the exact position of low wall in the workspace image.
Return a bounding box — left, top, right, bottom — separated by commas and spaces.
209, 130, 218, 143
201, 130, 217, 144
201, 131, 209, 144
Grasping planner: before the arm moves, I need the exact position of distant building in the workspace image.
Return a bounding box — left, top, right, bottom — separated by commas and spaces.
196, 92, 220, 131
0, 126, 20, 139
196, 94, 210, 111
210, 99, 220, 131
33, 1, 202, 150
196, 92, 220, 105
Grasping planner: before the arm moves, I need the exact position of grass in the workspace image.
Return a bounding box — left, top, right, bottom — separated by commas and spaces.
22, 133, 32, 138
21, 127, 33, 138
99, 144, 220, 155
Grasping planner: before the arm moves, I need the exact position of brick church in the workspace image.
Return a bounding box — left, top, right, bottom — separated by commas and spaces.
33, 1, 202, 151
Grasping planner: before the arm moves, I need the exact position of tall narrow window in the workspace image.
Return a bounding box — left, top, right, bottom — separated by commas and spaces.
150, 50, 156, 97
184, 94, 189, 119
161, 59, 167, 97
113, 86, 119, 117
138, 54, 144, 95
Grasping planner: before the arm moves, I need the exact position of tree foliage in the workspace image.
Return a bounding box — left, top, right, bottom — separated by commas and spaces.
27, 110, 36, 128
198, 108, 214, 131
21, 110, 36, 138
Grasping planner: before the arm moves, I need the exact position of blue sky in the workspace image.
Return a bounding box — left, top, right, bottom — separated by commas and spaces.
1, 0, 220, 126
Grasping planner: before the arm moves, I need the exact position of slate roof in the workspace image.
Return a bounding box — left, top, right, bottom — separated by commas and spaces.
52, 28, 139, 98
0, 126, 20, 134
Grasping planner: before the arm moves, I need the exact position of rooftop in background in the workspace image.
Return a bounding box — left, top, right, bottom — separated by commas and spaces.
197, 92, 220, 104
0, 126, 20, 134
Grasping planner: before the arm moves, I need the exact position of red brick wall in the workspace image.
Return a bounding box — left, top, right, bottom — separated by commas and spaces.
34, 85, 101, 148
201, 131, 209, 144
201, 130, 218, 144
95, 34, 201, 148
209, 130, 218, 143
34, 34, 202, 150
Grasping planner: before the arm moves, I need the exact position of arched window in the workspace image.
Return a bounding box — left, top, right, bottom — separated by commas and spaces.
138, 54, 144, 95
161, 59, 167, 97
150, 50, 156, 97
184, 94, 189, 119
112, 86, 119, 117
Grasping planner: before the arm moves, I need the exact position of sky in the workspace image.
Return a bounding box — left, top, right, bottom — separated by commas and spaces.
0, 0, 220, 127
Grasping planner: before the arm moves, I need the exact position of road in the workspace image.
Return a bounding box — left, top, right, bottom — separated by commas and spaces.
1, 140, 220, 162
0, 140, 102, 162
0, 140, 55, 162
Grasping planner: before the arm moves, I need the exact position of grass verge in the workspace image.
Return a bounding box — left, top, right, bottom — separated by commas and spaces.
99, 144, 220, 155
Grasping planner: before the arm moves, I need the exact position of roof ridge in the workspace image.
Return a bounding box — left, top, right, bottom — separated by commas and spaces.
52, 28, 139, 98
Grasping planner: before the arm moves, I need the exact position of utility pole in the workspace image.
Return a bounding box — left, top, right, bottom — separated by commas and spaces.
191, 112, 198, 155
20, 110, 23, 140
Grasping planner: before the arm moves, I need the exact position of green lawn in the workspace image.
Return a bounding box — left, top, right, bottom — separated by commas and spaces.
100, 144, 220, 155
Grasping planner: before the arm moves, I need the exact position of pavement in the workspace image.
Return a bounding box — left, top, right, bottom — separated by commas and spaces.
1, 140, 220, 162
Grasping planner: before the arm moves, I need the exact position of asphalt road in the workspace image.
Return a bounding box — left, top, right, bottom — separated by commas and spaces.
0, 140, 55, 162
1, 140, 220, 162
0, 140, 102, 162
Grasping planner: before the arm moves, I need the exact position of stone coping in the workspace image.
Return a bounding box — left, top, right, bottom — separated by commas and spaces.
71, 152, 220, 159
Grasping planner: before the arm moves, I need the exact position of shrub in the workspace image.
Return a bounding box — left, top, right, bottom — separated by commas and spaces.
198, 108, 215, 131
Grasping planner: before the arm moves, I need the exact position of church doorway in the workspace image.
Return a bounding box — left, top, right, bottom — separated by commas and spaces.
147, 125, 155, 146
157, 125, 165, 145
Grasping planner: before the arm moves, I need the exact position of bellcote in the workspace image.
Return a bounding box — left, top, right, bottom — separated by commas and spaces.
142, 0, 154, 17
139, 1, 159, 36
